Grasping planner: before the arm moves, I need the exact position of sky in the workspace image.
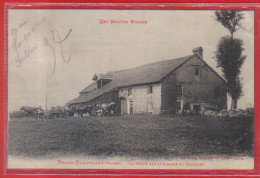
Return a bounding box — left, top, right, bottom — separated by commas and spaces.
8, 9, 254, 112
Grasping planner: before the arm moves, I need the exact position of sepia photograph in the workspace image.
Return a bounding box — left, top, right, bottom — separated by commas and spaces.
7, 9, 254, 169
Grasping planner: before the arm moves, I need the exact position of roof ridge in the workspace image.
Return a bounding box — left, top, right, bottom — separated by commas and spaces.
107, 54, 194, 75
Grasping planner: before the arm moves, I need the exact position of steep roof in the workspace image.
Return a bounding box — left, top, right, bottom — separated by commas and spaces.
69, 55, 193, 105
80, 82, 97, 94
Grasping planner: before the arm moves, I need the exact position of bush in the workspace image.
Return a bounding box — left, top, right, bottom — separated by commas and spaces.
9, 111, 27, 118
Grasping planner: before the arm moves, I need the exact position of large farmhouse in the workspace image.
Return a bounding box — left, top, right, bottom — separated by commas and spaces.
68, 47, 227, 115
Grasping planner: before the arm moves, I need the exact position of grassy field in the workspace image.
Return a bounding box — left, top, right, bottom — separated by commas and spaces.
8, 115, 254, 159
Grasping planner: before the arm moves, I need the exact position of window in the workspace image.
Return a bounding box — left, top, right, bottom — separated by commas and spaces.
128, 88, 133, 96
176, 85, 182, 95
97, 80, 102, 89
147, 102, 153, 111
120, 88, 124, 93
147, 85, 153, 94
176, 101, 182, 111
193, 104, 201, 112
195, 68, 199, 76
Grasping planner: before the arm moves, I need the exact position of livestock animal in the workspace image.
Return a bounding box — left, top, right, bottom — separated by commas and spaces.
92, 102, 116, 116
70, 104, 93, 117
37, 109, 63, 119
101, 102, 116, 116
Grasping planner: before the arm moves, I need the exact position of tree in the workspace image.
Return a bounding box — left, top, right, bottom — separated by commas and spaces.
215, 10, 246, 110
215, 10, 244, 39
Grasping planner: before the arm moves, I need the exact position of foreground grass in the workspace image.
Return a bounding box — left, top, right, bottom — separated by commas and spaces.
8, 115, 253, 159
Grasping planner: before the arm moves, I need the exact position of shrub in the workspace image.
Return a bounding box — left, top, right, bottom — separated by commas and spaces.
9, 110, 27, 118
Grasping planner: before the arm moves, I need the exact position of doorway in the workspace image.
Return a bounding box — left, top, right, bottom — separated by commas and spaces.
120, 98, 127, 115
129, 101, 133, 115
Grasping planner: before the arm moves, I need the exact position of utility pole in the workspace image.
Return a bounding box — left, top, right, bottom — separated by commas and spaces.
45, 64, 48, 111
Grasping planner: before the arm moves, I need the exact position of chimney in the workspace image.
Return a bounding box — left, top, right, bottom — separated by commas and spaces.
192, 47, 203, 59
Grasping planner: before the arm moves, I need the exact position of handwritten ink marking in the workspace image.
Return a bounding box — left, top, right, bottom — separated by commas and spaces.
12, 30, 31, 51
44, 38, 56, 79
12, 28, 37, 67
32, 17, 46, 33
19, 20, 28, 29
11, 17, 72, 78
44, 28, 72, 79
51, 29, 72, 63
11, 17, 46, 67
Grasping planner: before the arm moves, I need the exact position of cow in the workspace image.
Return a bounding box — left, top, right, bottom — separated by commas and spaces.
101, 102, 116, 116
70, 104, 93, 117
92, 102, 116, 116
34, 106, 70, 119
38, 109, 63, 119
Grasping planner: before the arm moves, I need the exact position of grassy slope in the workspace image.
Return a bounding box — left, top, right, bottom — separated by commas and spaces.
8, 115, 253, 159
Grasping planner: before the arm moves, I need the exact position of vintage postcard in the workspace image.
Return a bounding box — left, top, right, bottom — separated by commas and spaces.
7, 8, 254, 170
